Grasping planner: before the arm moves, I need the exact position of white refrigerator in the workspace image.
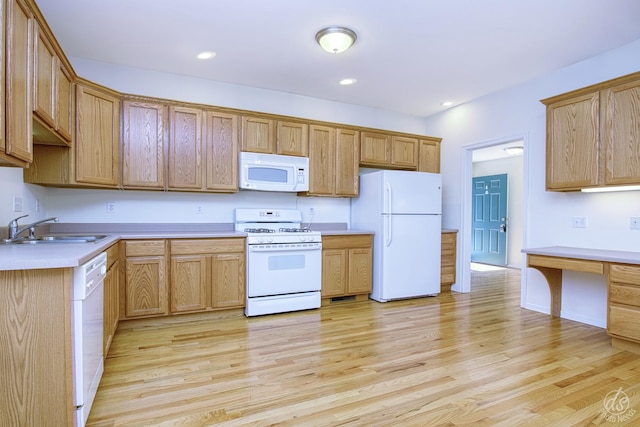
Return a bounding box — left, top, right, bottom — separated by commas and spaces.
351, 170, 442, 302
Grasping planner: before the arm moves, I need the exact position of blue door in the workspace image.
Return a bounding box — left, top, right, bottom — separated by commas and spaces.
471, 174, 508, 266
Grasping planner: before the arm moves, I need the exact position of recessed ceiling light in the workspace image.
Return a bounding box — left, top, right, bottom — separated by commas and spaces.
339, 78, 357, 85
441, 101, 453, 107
197, 51, 216, 60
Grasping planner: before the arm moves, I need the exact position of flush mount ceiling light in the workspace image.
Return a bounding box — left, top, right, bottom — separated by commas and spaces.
339, 78, 357, 85
503, 146, 524, 156
316, 26, 357, 54
197, 51, 216, 60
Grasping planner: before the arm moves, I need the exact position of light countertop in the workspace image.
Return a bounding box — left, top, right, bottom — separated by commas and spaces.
522, 246, 640, 265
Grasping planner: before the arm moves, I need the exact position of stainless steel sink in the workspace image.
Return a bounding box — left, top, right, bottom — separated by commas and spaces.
3, 235, 108, 244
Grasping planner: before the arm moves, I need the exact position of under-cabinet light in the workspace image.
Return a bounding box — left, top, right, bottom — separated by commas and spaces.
581, 185, 640, 193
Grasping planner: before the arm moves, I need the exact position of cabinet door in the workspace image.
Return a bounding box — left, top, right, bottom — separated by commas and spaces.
125, 256, 167, 317
55, 62, 74, 143
321, 249, 347, 297
440, 232, 457, 286
205, 111, 238, 191
171, 255, 207, 313
390, 136, 418, 168
418, 139, 441, 173
545, 92, 599, 190
348, 248, 373, 294
277, 121, 308, 156
211, 253, 245, 308
603, 79, 640, 185
168, 106, 203, 189
75, 82, 120, 186
335, 128, 359, 197
4, 0, 33, 164
241, 116, 274, 153
122, 100, 166, 189
33, 21, 55, 128
104, 259, 119, 355
308, 124, 336, 195
360, 132, 389, 166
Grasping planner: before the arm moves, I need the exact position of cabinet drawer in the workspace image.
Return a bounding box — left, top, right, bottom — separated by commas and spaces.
322, 234, 372, 250
609, 264, 640, 285
106, 242, 119, 268
609, 303, 640, 342
609, 283, 640, 306
125, 240, 166, 257
171, 238, 245, 255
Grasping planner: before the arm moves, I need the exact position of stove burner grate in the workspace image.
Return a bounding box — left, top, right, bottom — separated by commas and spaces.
244, 228, 276, 233
279, 228, 312, 233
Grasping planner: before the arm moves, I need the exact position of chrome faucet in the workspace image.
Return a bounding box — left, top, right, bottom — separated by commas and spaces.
7, 215, 59, 240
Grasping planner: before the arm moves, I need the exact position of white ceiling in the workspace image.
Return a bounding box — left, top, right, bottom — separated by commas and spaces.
36, 0, 640, 118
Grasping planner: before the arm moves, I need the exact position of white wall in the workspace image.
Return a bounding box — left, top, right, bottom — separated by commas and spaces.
472, 155, 524, 268
425, 38, 640, 327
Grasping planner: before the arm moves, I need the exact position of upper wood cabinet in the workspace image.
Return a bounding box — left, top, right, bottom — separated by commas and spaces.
168, 105, 203, 190
205, 111, 238, 191
2, 0, 34, 166
306, 125, 359, 197
277, 121, 308, 156
418, 138, 441, 173
122, 99, 166, 189
241, 115, 274, 153
75, 79, 120, 186
360, 131, 418, 169
542, 71, 640, 191
32, 20, 74, 146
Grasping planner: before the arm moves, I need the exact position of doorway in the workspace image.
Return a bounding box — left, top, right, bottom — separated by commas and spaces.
457, 137, 527, 293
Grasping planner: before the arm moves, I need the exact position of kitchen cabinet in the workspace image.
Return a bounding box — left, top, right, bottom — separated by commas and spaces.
75, 79, 121, 187
321, 234, 373, 301
32, 20, 74, 146
418, 138, 441, 173
241, 115, 274, 153
104, 242, 120, 355
1, 0, 33, 167
608, 264, 640, 346
306, 125, 359, 197
170, 238, 245, 313
168, 105, 203, 190
122, 99, 166, 189
123, 240, 168, 318
541, 71, 640, 191
360, 131, 418, 169
277, 121, 308, 156
205, 110, 239, 191
441, 230, 457, 291
0, 267, 75, 425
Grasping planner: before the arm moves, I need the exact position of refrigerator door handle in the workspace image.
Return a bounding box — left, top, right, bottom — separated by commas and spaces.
385, 215, 392, 247
385, 182, 392, 214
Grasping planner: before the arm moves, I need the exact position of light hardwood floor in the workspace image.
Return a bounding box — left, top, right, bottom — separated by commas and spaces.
88, 268, 640, 426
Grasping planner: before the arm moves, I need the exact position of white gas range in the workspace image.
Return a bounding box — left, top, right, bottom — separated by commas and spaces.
235, 208, 322, 316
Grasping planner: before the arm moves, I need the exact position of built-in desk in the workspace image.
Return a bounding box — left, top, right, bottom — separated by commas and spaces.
523, 246, 640, 353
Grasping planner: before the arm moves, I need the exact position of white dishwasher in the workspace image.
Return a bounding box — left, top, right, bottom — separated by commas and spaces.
73, 252, 107, 427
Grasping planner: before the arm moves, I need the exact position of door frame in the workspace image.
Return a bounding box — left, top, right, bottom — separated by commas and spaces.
458, 135, 530, 299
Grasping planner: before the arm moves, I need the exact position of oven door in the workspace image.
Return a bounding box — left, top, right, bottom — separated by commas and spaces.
247, 242, 321, 297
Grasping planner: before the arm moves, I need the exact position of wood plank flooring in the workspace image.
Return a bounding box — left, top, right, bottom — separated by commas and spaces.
87, 268, 640, 426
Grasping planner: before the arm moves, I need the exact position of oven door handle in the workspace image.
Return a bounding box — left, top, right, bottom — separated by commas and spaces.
249, 243, 322, 252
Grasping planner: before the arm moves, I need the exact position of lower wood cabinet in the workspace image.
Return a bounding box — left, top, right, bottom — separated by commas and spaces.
441, 231, 457, 290
321, 234, 373, 300
608, 264, 640, 345
104, 242, 120, 355
170, 238, 245, 313
123, 240, 168, 318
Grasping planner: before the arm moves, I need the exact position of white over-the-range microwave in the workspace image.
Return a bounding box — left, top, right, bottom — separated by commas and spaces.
239, 152, 309, 192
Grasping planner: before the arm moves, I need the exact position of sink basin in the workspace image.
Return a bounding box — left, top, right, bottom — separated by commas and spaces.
3, 235, 108, 244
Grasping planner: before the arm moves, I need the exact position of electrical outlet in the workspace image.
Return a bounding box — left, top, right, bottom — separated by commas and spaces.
195, 204, 204, 214
35, 199, 41, 213
12, 197, 23, 212
309, 207, 315, 215
631, 217, 640, 230
106, 202, 116, 214
572, 216, 587, 228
